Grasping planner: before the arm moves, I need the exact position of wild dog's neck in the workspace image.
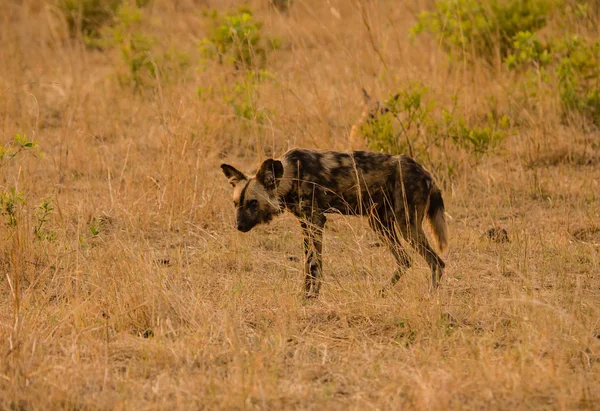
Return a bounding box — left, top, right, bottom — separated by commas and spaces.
274, 156, 295, 206
274, 178, 292, 208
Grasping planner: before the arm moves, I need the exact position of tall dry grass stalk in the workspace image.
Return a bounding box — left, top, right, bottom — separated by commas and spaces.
0, 0, 599, 408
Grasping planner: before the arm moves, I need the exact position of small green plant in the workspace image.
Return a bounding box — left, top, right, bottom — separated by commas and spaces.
100, 5, 155, 88
120, 31, 158, 88
0, 133, 40, 166
505, 31, 556, 117
505, 31, 551, 71
0, 134, 40, 228
443, 110, 510, 156
361, 108, 403, 154
555, 36, 600, 125
91, 4, 190, 90
0, 188, 26, 227
361, 84, 509, 163
361, 108, 397, 154
200, 8, 277, 69
206, 69, 276, 122
14, 132, 37, 149
89, 217, 102, 236
34, 196, 57, 242
506, 32, 600, 126
411, 0, 552, 61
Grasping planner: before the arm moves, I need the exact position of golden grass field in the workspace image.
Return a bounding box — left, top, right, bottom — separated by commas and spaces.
1, 0, 600, 409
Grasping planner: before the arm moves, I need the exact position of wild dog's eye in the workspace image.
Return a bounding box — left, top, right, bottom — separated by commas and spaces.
247, 199, 258, 209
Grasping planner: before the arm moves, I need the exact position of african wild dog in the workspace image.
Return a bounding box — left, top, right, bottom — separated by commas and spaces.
349, 89, 399, 150
221, 148, 448, 299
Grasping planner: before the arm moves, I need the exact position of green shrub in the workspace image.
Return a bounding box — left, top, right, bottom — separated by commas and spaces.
411, 0, 553, 61
555, 36, 600, 125
443, 111, 510, 156
200, 8, 277, 69
0, 133, 39, 164
505, 31, 551, 70
197, 70, 276, 123
121, 32, 157, 87
104, 5, 157, 89
361, 109, 397, 154
361, 83, 509, 161
34, 196, 57, 242
0, 188, 26, 227
91, 4, 190, 90
224, 70, 276, 122
362, 83, 434, 156
0, 134, 39, 227
507, 32, 600, 126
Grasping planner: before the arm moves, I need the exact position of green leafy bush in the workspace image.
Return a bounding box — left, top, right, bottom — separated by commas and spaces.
200, 8, 277, 69
361, 83, 509, 160
443, 111, 510, 156
361, 109, 397, 153
34, 196, 57, 242
105, 5, 158, 89
411, 0, 553, 61
555, 36, 600, 125
220, 70, 276, 122
0, 133, 40, 164
0, 188, 26, 227
505, 31, 551, 70
362, 83, 434, 156
91, 4, 190, 90
507, 32, 600, 126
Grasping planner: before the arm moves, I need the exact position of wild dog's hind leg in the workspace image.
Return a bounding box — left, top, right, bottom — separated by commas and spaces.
399, 220, 445, 289
368, 215, 411, 292
300, 213, 326, 299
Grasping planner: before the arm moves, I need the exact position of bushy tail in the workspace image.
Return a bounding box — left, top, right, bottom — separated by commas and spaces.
427, 186, 448, 254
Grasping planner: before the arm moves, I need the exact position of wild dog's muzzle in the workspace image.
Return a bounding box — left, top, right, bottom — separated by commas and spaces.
237, 223, 252, 232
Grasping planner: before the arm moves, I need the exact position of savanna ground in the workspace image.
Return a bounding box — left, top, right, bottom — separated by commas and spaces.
1, 0, 600, 409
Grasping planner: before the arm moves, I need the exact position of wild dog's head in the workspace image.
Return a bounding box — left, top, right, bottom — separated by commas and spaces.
220, 158, 284, 232
349, 89, 400, 149
360, 89, 399, 120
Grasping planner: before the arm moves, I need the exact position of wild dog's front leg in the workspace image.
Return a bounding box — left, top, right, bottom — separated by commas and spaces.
300, 214, 326, 299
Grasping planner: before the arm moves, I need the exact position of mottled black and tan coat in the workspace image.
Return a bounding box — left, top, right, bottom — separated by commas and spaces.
221, 148, 448, 299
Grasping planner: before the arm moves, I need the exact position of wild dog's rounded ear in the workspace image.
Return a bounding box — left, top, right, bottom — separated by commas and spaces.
256, 159, 284, 190
220, 164, 247, 187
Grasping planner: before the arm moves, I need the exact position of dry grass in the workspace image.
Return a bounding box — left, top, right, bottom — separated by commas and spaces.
1, 0, 599, 409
